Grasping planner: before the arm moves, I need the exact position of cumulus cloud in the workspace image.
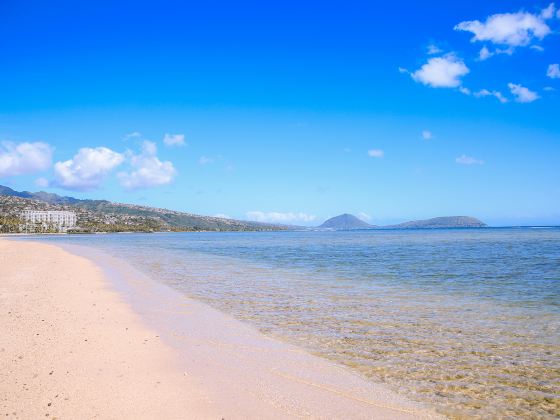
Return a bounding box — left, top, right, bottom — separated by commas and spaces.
454, 7, 552, 49
198, 156, 214, 165
422, 130, 433, 140
367, 149, 384, 158
163, 133, 186, 147
460, 86, 508, 103
456, 154, 484, 165
478, 46, 493, 61
118, 141, 177, 190
142, 140, 157, 155
547, 64, 560, 79
0, 141, 53, 177
411, 54, 469, 88
427, 44, 443, 55
123, 132, 142, 141
478, 45, 515, 60
541, 3, 556, 19
246, 211, 317, 224
54, 147, 124, 191
508, 83, 539, 103
474, 89, 509, 103
34, 177, 49, 188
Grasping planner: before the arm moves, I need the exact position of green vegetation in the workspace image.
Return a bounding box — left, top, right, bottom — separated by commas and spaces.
0, 215, 21, 233
0, 185, 290, 233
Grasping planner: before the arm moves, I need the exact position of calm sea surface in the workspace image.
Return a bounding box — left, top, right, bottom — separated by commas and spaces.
31, 228, 560, 419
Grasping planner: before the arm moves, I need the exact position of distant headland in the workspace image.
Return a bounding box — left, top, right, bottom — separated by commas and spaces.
0, 185, 287, 233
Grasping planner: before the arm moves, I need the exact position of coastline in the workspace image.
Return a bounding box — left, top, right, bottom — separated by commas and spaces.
0, 239, 218, 419
0, 239, 440, 419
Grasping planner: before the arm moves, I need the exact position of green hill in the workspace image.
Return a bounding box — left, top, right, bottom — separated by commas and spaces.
0, 185, 289, 233
385, 216, 487, 229
318, 214, 374, 230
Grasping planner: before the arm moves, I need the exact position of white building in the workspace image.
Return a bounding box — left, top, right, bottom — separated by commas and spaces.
21, 210, 77, 232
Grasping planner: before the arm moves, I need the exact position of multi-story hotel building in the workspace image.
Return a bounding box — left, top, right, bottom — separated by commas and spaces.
21, 210, 77, 232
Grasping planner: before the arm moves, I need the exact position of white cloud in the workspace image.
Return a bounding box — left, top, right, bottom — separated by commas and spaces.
398, 67, 409, 74
357, 212, 371, 222
54, 147, 124, 191
198, 156, 214, 165
478, 46, 493, 60
474, 89, 508, 103
456, 85, 508, 103
427, 44, 443, 55
213, 213, 231, 219
0, 141, 53, 177
118, 141, 177, 190
123, 132, 142, 141
541, 3, 556, 19
422, 130, 433, 140
492, 91, 508, 104
455, 8, 552, 48
367, 149, 384, 158
411, 54, 469, 88
163, 133, 186, 147
508, 83, 539, 103
246, 211, 317, 224
34, 177, 49, 188
142, 140, 157, 155
456, 154, 484, 165
547, 64, 560, 79
478, 46, 516, 60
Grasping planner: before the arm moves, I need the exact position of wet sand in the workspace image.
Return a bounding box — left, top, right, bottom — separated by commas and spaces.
0, 239, 440, 419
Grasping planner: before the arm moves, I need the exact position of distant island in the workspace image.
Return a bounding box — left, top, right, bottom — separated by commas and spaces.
318, 214, 487, 230
319, 214, 376, 230
384, 216, 487, 229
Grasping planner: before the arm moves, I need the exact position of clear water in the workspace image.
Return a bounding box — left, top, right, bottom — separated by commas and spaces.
29, 228, 560, 419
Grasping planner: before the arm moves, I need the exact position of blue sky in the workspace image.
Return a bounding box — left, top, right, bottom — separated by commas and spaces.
0, 1, 559, 226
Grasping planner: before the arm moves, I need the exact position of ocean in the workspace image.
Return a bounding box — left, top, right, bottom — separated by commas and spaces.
29, 228, 560, 419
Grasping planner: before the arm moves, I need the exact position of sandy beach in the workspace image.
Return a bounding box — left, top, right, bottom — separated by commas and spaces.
0, 239, 440, 419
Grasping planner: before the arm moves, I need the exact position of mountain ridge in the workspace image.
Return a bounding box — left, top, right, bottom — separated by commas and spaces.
0, 185, 289, 233
1, 185, 488, 233
0, 185, 85, 204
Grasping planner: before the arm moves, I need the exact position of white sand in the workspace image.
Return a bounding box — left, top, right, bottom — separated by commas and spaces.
0, 239, 441, 419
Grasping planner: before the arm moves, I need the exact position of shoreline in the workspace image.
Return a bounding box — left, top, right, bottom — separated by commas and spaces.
0, 239, 219, 419
1, 239, 440, 419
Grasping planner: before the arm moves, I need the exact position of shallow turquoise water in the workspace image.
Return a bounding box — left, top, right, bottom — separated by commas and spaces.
30, 228, 560, 418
